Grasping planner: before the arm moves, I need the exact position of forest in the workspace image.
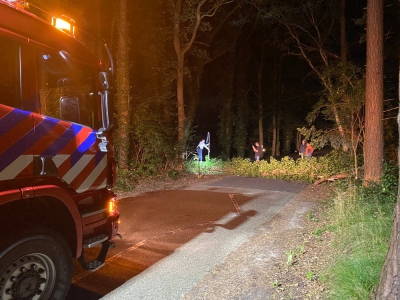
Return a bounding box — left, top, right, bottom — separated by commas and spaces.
28, 0, 400, 298
28, 0, 398, 175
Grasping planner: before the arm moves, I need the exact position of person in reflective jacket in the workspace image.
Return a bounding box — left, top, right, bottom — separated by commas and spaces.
305, 142, 314, 159
196, 139, 209, 162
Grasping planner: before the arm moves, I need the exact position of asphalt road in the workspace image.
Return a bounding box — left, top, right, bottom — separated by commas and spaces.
67, 176, 306, 300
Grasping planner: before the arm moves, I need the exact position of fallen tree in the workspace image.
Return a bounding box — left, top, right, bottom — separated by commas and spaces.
314, 174, 347, 185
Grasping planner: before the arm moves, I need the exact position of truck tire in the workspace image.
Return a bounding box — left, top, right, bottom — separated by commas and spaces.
0, 228, 72, 300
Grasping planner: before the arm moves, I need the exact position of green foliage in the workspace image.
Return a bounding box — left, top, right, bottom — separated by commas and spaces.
306, 271, 316, 280
273, 279, 280, 287
184, 157, 225, 175
307, 211, 318, 222
298, 62, 365, 153
223, 151, 353, 183
298, 126, 340, 150
312, 225, 336, 236
129, 90, 178, 169
233, 100, 249, 158
115, 168, 137, 191
328, 254, 385, 300
324, 168, 397, 299
286, 249, 294, 266
286, 243, 305, 266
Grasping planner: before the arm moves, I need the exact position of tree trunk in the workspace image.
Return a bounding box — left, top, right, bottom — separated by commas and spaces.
271, 110, 277, 157
276, 112, 281, 157
340, 0, 348, 62
296, 131, 301, 152
115, 0, 130, 169
218, 52, 235, 161
257, 68, 264, 158
187, 67, 202, 122
173, 0, 186, 158
364, 0, 384, 183
233, 46, 250, 158
283, 128, 292, 156
375, 196, 400, 299
172, 0, 230, 154
176, 54, 186, 144
374, 54, 400, 300
235, 96, 248, 158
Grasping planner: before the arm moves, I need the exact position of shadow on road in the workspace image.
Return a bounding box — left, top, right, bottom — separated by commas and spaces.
66, 284, 102, 300
204, 210, 257, 232
68, 189, 257, 298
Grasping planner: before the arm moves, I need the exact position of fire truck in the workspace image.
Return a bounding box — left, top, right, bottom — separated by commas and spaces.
0, 1, 120, 299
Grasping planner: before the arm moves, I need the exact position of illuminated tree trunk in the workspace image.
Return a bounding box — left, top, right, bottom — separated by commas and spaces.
176, 54, 186, 144
364, 0, 384, 183
115, 0, 130, 169
173, 0, 186, 152
374, 56, 399, 300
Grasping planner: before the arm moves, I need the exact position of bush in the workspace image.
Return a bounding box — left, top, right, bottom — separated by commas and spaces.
223, 150, 353, 183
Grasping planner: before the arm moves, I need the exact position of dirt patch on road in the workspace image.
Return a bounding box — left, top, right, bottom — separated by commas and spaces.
117, 175, 335, 299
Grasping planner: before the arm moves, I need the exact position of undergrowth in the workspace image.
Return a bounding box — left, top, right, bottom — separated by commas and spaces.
325, 165, 398, 299
223, 150, 353, 182
184, 157, 225, 175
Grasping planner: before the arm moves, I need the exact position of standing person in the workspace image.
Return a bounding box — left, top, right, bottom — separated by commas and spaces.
305, 142, 314, 159
252, 141, 260, 161
196, 139, 209, 162
299, 139, 307, 159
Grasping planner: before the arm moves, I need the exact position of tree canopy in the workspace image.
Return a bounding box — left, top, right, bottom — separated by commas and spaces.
28, 0, 399, 181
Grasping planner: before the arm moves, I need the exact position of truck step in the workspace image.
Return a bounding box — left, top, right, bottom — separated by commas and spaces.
84, 259, 105, 271
83, 234, 108, 248
78, 239, 113, 271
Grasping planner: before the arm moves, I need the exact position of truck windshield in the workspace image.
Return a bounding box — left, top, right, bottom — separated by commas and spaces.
37, 50, 98, 128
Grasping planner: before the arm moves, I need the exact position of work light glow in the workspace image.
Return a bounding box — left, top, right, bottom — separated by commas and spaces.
6, 0, 27, 9
52, 17, 75, 36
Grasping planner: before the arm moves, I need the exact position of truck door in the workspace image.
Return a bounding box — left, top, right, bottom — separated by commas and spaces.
32, 48, 108, 193
0, 36, 35, 186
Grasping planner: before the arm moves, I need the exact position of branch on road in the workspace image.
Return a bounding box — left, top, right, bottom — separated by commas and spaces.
314, 174, 347, 185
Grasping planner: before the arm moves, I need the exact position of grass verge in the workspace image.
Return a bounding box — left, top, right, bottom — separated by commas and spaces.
324, 173, 397, 299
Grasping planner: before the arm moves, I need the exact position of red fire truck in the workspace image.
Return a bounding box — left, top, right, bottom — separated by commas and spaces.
0, 1, 120, 299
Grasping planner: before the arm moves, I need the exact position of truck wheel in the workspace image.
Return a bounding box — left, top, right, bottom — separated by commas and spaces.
0, 229, 72, 300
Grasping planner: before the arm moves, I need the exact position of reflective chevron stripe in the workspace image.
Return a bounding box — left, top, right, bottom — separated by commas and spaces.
0, 155, 33, 180
0, 105, 108, 194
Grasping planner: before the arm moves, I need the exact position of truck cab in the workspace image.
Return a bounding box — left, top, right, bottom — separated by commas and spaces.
0, 1, 120, 299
